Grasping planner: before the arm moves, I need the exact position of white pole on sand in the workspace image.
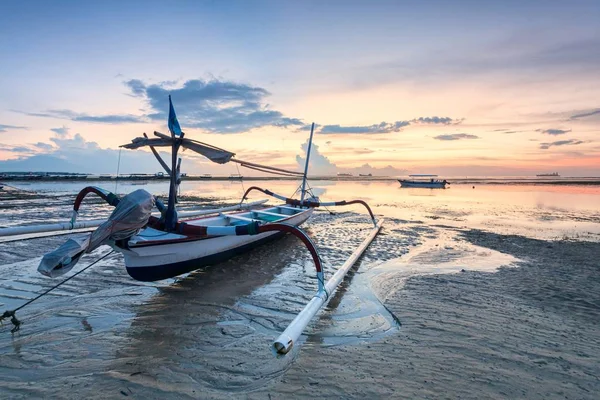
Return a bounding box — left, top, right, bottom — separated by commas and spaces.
0, 219, 109, 238
273, 218, 384, 355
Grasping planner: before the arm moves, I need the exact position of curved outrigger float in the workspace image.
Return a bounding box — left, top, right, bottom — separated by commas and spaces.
0, 97, 383, 354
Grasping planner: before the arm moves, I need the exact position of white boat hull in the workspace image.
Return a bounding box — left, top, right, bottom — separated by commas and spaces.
398, 179, 447, 189
116, 206, 313, 281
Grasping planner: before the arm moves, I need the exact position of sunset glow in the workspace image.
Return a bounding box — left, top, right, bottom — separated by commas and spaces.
1, 1, 599, 176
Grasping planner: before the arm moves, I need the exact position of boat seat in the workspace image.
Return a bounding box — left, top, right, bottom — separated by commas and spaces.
250, 210, 288, 222
225, 214, 258, 223
276, 205, 304, 213
253, 210, 288, 219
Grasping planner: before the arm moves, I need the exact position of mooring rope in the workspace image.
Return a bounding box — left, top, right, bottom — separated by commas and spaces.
304, 181, 335, 215
0, 250, 115, 333
235, 162, 247, 206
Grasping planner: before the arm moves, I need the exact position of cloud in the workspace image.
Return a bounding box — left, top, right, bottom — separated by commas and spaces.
0, 143, 29, 153
534, 39, 600, 71
0, 124, 27, 133
433, 133, 479, 141
0, 141, 54, 154
539, 139, 584, 149
327, 145, 375, 155
0, 154, 81, 172
124, 77, 461, 135
569, 109, 600, 120
347, 163, 407, 177
0, 129, 177, 174
14, 75, 460, 137
19, 109, 145, 124
50, 132, 101, 151
356, 38, 600, 90
34, 142, 54, 150
9, 146, 35, 153
298, 124, 320, 131
124, 78, 304, 133
2, 127, 255, 174
296, 139, 337, 175
411, 116, 455, 125
354, 148, 375, 155
294, 140, 407, 177
50, 126, 69, 136
318, 121, 410, 134
536, 128, 571, 135
125, 79, 146, 96
303, 116, 459, 135
14, 75, 460, 136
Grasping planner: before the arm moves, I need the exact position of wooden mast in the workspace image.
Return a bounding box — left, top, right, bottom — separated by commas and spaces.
164, 95, 183, 231
300, 122, 315, 203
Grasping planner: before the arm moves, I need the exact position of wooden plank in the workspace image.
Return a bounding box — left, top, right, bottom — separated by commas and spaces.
226, 214, 258, 223
275, 205, 304, 213
252, 209, 288, 219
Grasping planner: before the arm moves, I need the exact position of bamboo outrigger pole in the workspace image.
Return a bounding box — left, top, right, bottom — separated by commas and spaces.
273, 218, 384, 355
0, 200, 268, 239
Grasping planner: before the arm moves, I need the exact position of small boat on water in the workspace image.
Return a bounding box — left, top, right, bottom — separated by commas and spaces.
398, 174, 448, 189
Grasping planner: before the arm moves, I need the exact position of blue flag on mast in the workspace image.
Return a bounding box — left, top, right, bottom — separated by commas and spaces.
168, 95, 182, 137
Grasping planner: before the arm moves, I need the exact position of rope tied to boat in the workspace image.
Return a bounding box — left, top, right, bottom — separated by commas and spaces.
246, 221, 259, 235
317, 273, 329, 301
0, 250, 114, 334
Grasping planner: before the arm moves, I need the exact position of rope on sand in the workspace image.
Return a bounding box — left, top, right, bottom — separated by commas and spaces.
0, 250, 114, 333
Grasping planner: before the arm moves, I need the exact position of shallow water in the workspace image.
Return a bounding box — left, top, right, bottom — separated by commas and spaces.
0, 180, 599, 397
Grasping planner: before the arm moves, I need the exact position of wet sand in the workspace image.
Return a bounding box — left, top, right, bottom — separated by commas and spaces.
249, 231, 600, 399
1, 183, 599, 399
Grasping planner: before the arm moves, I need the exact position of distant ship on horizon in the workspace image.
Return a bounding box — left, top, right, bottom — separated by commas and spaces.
536, 172, 560, 177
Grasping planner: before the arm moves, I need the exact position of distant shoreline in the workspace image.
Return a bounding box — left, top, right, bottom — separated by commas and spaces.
2, 175, 600, 185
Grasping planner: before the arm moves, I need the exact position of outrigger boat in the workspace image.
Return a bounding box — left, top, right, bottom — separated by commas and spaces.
0, 96, 383, 354
399, 174, 448, 189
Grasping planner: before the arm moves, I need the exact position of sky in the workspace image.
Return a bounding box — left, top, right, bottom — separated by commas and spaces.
0, 0, 599, 177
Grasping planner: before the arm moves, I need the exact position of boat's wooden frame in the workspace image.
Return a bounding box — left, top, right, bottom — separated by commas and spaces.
0, 99, 385, 355
118, 204, 314, 281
